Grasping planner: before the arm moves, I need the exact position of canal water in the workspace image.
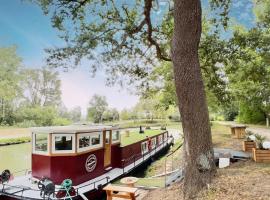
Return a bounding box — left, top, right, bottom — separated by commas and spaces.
0, 143, 31, 176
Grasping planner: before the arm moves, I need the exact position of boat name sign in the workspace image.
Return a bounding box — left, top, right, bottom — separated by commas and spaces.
85, 154, 97, 172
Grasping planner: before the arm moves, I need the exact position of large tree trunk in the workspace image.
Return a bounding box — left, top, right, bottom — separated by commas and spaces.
172, 0, 216, 199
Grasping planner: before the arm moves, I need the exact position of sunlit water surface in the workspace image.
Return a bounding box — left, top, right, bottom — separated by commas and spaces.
0, 143, 31, 176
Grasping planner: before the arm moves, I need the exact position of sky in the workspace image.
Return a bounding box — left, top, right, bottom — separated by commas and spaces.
0, 0, 139, 116
0, 0, 255, 116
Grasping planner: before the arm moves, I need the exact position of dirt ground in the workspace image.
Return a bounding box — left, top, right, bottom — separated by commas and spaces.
142, 123, 270, 200
0, 127, 30, 139
143, 160, 270, 200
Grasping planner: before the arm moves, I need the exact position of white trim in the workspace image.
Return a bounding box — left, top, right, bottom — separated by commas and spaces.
77, 132, 103, 153
52, 134, 76, 154
151, 137, 157, 149
158, 135, 163, 145
112, 130, 120, 144
164, 132, 168, 142
32, 132, 49, 155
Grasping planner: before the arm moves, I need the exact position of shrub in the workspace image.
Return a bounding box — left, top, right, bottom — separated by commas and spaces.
17, 120, 37, 128
53, 117, 71, 126
255, 134, 266, 149
237, 103, 265, 124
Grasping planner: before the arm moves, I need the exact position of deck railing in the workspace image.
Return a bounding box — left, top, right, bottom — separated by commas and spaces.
0, 175, 111, 200
121, 136, 172, 174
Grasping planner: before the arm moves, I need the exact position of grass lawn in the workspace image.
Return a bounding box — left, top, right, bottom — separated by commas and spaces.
120, 129, 165, 147
0, 136, 31, 145
211, 122, 243, 150
113, 177, 165, 188
136, 178, 165, 188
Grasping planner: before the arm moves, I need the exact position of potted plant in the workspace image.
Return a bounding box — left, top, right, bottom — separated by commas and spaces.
252, 134, 270, 163
242, 130, 256, 152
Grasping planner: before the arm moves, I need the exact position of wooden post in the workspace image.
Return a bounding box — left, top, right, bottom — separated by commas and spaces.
106, 191, 112, 200
165, 157, 167, 188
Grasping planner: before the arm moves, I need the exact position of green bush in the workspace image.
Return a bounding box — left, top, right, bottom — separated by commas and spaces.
15, 106, 58, 126
237, 103, 265, 124
53, 117, 71, 126
16, 120, 37, 128
223, 110, 238, 121
216, 115, 225, 121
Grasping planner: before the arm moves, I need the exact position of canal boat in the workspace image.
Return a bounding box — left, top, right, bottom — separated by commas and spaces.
0, 125, 173, 200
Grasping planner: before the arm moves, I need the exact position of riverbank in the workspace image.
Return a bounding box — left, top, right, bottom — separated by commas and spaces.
0, 137, 31, 146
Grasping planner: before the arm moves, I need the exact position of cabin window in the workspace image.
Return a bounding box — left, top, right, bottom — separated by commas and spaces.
151, 138, 156, 149
141, 141, 148, 154
33, 133, 48, 154
79, 136, 90, 148
164, 133, 168, 141
105, 131, 111, 144
52, 134, 75, 154
158, 135, 163, 145
112, 130, 120, 143
91, 133, 101, 146
77, 132, 102, 152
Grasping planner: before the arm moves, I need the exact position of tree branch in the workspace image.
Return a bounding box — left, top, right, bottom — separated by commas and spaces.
144, 0, 171, 61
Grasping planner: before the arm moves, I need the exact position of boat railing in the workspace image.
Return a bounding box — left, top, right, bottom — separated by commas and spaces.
0, 175, 111, 199
1, 183, 40, 199
121, 136, 171, 174
76, 176, 110, 191
9, 169, 32, 177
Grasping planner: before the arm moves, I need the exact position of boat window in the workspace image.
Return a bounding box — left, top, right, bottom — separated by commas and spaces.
79, 136, 90, 148
91, 134, 101, 146
112, 130, 120, 143
55, 136, 73, 150
141, 141, 148, 154
77, 132, 103, 152
151, 138, 156, 149
34, 133, 48, 154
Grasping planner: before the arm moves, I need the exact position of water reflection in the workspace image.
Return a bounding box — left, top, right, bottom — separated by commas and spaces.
0, 143, 31, 176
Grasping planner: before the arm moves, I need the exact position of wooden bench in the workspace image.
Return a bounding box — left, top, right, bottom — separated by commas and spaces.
103, 184, 138, 200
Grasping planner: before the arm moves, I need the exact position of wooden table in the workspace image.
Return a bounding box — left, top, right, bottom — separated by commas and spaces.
103, 184, 137, 200
230, 125, 247, 139
120, 177, 138, 187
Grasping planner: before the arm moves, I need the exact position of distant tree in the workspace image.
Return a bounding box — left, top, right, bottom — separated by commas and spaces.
102, 108, 119, 121
69, 106, 82, 122
134, 97, 166, 121
111, 108, 120, 121
87, 95, 108, 123
21, 67, 61, 107
16, 105, 58, 126
57, 103, 70, 119
0, 46, 22, 125
120, 109, 131, 121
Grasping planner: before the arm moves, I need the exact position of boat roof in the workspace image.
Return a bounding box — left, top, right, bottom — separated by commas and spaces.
31, 124, 118, 134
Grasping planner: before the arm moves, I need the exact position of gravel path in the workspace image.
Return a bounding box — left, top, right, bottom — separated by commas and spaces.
0, 128, 31, 139
216, 121, 270, 140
